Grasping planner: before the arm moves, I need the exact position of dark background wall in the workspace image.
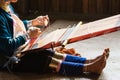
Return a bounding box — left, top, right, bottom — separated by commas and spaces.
12, 0, 120, 21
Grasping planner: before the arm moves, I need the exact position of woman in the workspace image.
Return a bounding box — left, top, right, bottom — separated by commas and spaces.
0, 0, 109, 76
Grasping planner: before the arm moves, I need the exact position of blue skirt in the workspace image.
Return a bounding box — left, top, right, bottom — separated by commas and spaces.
12, 49, 54, 74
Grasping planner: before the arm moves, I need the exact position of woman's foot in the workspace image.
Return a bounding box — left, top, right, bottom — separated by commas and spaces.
83, 52, 106, 74
105, 48, 110, 59
85, 48, 109, 64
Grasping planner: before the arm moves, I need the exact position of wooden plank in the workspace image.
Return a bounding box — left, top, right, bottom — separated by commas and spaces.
38, 0, 44, 12
97, 0, 104, 14
73, 0, 82, 13
102, 0, 109, 14
88, 0, 97, 14
52, 0, 59, 12
68, 14, 120, 42
82, 0, 89, 14
111, 0, 120, 14
59, 0, 67, 12
20, 14, 120, 54
67, 0, 73, 12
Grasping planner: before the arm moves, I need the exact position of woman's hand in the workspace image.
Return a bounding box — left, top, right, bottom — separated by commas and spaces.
27, 27, 41, 39
32, 15, 49, 27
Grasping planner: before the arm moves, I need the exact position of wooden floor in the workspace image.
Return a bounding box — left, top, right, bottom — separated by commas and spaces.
0, 20, 120, 80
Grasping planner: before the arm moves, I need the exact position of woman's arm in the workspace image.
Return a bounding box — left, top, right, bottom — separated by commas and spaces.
0, 16, 26, 56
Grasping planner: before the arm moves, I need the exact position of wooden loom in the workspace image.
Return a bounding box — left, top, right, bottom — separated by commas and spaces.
20, 14, 120, 54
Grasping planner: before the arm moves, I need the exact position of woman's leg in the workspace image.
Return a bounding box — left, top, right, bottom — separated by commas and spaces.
53, 48, 109, 64
53, 51, 86, 63
49, 57, 84, 76
49, 50, 107, 76
83, 52, 106, 74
